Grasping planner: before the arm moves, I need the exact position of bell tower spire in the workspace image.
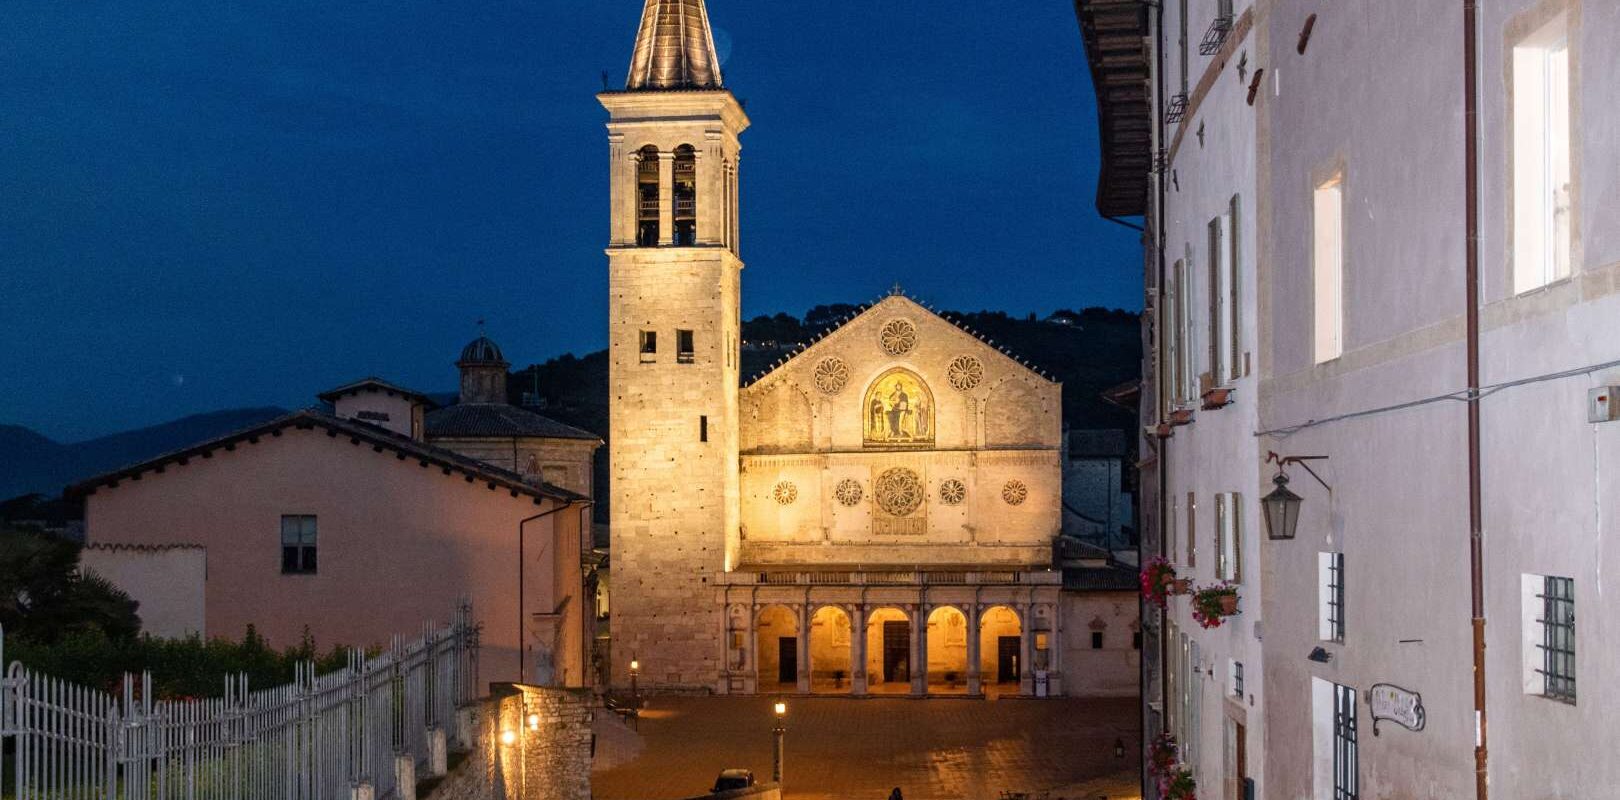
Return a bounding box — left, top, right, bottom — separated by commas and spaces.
626, 0, 724, 91
601, 0, 748, 694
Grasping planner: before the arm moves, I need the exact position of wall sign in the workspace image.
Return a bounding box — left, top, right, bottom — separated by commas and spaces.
1367, 683, 1425, 736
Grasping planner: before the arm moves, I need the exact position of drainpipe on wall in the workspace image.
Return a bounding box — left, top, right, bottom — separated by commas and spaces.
1148, 2, 1170, 799
1462, 0, 1489, 797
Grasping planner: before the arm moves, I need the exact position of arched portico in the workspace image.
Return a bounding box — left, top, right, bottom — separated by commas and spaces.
863, 607, 912, 695
755, 605, 799, 693
926, 606, 970, 694
808, 605, 852, 693
979, 605, 1024, 697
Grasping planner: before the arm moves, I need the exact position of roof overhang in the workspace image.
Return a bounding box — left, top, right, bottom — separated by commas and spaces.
1075, 0, 1152, 218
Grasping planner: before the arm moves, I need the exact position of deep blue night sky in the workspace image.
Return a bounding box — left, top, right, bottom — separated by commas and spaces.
0, 1, 1140, 442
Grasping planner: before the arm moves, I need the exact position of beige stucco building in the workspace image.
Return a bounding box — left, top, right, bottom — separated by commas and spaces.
73, 337, 602, 690
606, 0, 1134, 698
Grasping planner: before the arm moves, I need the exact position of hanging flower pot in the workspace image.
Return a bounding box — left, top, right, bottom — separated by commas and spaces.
1140, 557, 1179, 609
1148, 732, 1179, 777
1191, 583, 1240, 629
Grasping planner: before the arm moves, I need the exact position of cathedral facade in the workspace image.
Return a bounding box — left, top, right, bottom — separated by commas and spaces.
606, 0, 1071, 697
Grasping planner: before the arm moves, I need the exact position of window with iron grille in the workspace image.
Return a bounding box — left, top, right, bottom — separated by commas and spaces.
1230, 659, 1244, 699
1538, 575, 1576, 703
1320, 552, 1345, 642
280, 515, 317, 574
1333, 683, 1359, 799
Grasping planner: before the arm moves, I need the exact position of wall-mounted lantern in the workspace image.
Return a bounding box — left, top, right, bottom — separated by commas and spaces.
1261, 473, 1303, 541
1262, 452, 1331, 541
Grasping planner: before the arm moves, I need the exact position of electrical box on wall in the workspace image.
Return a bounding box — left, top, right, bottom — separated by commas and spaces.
1589, 386, 1620, 423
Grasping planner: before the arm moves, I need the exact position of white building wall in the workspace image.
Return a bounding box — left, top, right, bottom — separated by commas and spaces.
1255, 1, 1620, 797
1155, 0, 1266, 796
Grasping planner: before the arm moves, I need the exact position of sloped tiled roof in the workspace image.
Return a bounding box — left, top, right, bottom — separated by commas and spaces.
317, 377, 439, 408
425, 404, 601, 442
67, 409, 586, 503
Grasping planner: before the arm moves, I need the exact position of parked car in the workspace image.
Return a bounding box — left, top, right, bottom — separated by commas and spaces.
712, 769, 756, 792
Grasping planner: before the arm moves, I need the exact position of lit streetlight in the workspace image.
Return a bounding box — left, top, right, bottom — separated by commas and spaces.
629, 657, 641, 708
772, 702, 787, 786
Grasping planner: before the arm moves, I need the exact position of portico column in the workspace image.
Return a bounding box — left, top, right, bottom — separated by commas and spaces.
1047, 610, 1063, 697
966, 605, 983, 696
796, 604, 811, 694
1019, 603, 1035, 696
911, 606, 928, 696
657, 150, 675, 245
851, 605, 868, 696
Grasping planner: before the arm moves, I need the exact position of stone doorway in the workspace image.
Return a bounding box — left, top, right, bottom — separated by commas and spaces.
755, 604, 798, 693
778, 637, 797, 684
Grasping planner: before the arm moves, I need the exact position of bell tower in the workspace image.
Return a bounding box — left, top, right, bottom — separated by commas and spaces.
602, 0, 748, 693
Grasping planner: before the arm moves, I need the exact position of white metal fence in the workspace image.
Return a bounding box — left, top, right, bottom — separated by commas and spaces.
0, 603, 479, 800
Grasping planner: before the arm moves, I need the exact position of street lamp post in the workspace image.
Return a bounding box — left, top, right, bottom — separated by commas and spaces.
629, 657, 641, 707
772, 701, 787, 786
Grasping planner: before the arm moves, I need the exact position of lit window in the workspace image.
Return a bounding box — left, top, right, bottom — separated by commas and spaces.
1512, 15, 1572, 294
1313, 175, 1344, 363
280, 515, 317, 574
1319, 552, 1345, 642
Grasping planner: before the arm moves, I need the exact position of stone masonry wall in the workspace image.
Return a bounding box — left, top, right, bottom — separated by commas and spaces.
426, 684, 593, 800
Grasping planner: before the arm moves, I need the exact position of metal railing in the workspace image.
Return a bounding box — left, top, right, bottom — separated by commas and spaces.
1, 603, 479, 800
733, 569, 1061, 587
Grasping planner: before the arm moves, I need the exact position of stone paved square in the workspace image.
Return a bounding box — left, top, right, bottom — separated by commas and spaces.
591, 696, 1141, 800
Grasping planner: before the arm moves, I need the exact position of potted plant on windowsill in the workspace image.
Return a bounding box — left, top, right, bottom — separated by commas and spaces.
1148, 732, 1179, 777
1168, 408, 1195, 426
1159, 765, 1196, 800
1191, 583, 1241, 629
1140, 557, 1180, 609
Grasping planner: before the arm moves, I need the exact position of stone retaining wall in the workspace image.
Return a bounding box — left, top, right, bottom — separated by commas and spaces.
425, 683, 593, 800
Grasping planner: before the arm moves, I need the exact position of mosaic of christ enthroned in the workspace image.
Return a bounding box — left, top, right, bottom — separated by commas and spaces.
863, 368, 934, 447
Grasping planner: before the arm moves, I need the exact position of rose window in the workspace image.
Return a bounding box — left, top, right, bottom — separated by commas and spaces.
1001, 480, 1029, 506
773, 481, 798, 505
879, 318, 918, 356
874, 467, 924, 517
834, 479, 864, 507
938, 479, 967, 506
947, 355, 984, 391
813, 358, 850, 395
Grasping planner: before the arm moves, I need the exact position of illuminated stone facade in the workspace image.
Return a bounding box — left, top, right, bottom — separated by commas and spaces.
604, 0, 1068, 696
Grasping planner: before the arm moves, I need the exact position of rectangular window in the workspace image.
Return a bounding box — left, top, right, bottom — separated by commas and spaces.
1230, 659, 1244, 699
1333, 683, 1359, 799
639, 330, 657, 362
1319, 552, 1345, 642
1227, 194, 1243, 381
1533, 574, 1576, 703
1133, 630, 1143, 650
1313, 175, 1345, 363
280, 514, 317, 574
1168, 259, 1189, 406
1186, 492, 1197, 569
1208, 214, 1227, 384
676, 329, 695, 363
1216, 492, 1242, 582
700, 415, 709, 443
1091, 631, 1104, 649
1512, 14, 1572, 294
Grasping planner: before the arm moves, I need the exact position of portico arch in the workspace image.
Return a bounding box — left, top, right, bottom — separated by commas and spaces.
926, 606, 970, 694
755, 605, 799, 692
979, 605, 1024, 695
808, 606, 852, 693
864, 607, 911, 694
